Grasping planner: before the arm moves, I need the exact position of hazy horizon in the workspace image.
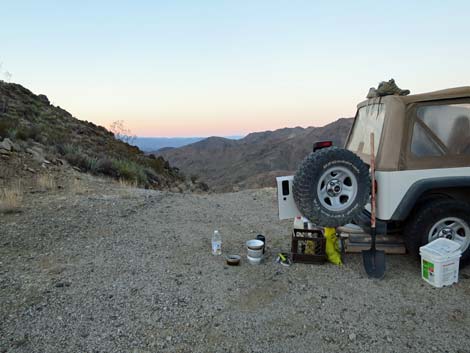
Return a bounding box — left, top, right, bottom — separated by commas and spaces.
131, 135, 244, 152
2, 1, 470, 137
134, 135, 244, 139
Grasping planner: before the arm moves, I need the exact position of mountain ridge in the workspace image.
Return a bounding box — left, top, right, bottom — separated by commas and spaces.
157, 118, 354, 191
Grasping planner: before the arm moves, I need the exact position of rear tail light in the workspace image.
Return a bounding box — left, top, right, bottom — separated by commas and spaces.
313, 141, 333, 152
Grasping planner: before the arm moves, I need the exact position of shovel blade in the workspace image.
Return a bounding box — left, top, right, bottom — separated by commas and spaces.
362, 249, 386, 279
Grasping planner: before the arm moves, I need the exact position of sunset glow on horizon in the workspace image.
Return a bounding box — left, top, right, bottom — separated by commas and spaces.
2, 1, 470, 137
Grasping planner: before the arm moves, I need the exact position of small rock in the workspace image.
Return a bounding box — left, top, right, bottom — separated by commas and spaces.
386, 336, 392, 343
37, 94, 50, 105
12, 336, 28, 348
48, 266, 65, 275
349, 333, 356, 341
198, 182, 209, 192
54, 281, 71, 288
26, 147, 45, 163
0, 138, 13, 151
9, 139, 21, 152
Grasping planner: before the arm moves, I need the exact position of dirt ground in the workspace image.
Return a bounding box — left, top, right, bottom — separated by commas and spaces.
1, 179, 470, 353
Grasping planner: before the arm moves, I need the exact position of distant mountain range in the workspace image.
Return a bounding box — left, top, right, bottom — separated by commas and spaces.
156, 118, 354, 191
132, 136, 243, 152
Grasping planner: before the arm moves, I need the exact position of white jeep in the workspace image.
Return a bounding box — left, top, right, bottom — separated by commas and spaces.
277, 87, 470, 267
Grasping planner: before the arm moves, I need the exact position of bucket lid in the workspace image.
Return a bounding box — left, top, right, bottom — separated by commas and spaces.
420, 238, 461, 258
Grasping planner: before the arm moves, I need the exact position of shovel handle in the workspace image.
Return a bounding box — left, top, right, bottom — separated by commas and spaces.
370, 132, 376, 230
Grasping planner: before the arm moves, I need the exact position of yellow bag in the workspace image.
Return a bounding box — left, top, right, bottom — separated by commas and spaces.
324, 227, 342, 265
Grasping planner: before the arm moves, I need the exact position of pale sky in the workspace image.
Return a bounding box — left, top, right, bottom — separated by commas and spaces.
1, 0, 469, 137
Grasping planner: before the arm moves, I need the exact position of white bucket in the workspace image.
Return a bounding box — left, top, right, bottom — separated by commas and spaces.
419, 238, 461, 288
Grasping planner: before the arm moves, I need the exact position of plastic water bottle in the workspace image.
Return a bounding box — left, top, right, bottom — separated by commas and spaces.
212, 230, 222, 255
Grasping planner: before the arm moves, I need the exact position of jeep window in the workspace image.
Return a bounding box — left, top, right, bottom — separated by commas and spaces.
347, 103, 385, 155
411, 123, 445, 156
411, 103, 470, 156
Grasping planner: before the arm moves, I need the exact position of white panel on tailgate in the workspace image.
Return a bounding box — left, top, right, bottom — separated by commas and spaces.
276, 176, 301, 220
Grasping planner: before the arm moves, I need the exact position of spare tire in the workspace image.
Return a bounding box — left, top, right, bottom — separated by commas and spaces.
293, 147, 370, 227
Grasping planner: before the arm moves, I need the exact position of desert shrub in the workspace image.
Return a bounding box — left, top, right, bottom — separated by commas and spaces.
14, 128, 28, 140
43, 128, 68, 145
55, 143, 66, 155
118, 178, 138, 188
95, 157, 118, 177
15, 125, 42, 141
37, 174, 56, 191
12, 104, 40, 121
86, 157, 100, 174
0, 182, 23, 213
61, 152, 149, 185
65, 152, 90, 171
69, 178, 86, 195
61, 145, 94, 172
56, 143, 79, 156
144, 167, 160, 185
190, 174, 199, 183
0, 119, 16, 138
144, 156, 166, 174
7, 128, 17, 139
109, 120, 137, 145
111, 159, 148, 184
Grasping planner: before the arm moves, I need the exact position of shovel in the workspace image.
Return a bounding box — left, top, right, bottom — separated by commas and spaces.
362, 132, 385, 279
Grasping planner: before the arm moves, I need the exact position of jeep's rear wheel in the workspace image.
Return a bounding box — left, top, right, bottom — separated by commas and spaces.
292, 147, 370, 227
404, 199, 470, 268
428, 217, 470, 250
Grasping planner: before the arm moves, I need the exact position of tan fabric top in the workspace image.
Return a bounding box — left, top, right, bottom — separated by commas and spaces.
349, 87, 470, 170
401, 86, 470, 103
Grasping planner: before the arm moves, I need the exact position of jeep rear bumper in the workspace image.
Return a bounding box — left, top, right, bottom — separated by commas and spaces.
353, 209, 389, 235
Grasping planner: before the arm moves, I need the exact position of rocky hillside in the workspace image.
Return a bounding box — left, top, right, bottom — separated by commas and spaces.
0, 81, 206, 192
158, 118, 353, 191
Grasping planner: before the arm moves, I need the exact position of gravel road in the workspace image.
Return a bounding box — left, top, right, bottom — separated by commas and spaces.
1, 182, 470, 353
